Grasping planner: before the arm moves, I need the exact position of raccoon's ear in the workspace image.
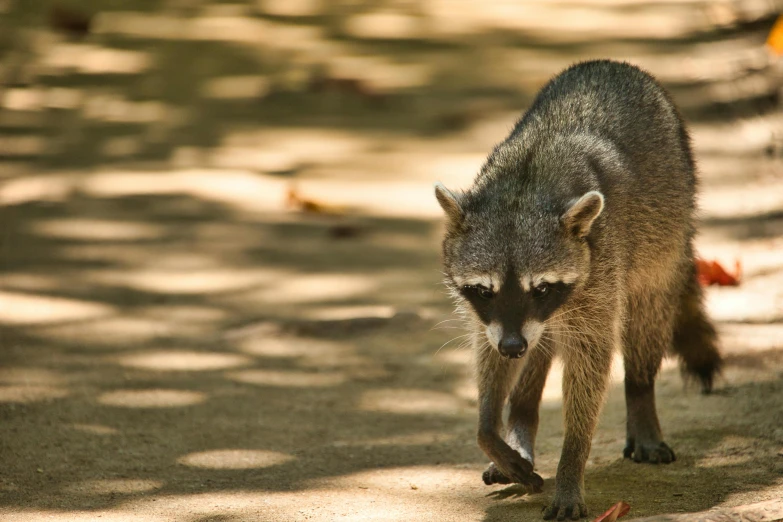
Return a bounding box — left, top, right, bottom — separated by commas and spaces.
434, 182, 464, 227
561, 190, 604, 238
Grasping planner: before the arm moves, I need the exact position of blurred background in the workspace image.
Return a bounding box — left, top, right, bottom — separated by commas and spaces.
1, 1, 782, 521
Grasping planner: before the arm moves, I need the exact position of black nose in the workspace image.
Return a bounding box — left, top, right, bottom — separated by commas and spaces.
498, 334, 527, 359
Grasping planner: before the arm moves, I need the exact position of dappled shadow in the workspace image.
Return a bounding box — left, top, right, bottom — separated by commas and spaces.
1, 0, 781, 175
1, 1, 783, 521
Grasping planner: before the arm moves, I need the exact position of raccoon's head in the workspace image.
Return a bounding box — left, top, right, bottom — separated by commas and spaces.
434, 180, 604, 359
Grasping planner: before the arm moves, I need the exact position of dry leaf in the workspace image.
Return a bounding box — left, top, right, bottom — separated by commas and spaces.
767, 15, 783, 56
285, 185, 345, 216
593, 501, 630, 522
695, 258, 741, 287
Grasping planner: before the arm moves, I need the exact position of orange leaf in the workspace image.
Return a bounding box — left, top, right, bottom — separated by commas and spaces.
767, 15, 783, 56
695, 258, 741, 287
285, 185, 345, 216
593, 501, 631, 522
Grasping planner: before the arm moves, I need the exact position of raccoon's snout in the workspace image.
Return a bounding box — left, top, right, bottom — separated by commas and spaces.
498, 334, 527, 359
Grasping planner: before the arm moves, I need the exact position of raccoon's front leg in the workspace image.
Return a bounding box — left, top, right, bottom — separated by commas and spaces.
543, 338, 613, 521
483, 343, 553, 487
475, 339, 544, 488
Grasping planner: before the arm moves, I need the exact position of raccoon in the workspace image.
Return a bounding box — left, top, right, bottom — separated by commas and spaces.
434, 60, 721, 520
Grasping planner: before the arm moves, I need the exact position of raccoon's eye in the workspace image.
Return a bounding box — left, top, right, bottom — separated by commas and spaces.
464, 285, 494, 300
477, 286, 494, 300
532, 282, 551, 299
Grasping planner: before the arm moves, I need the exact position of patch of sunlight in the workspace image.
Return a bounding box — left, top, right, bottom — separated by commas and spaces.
209, 147, 298, 173
254, 274, 377, 305
40, 316, 186, 347
696, 241, 783, 278
0, 174, 74, 204
83, 95, 168, 124
258, 0, 323, 17
427, 2, 702, 40
98, 389, 207, 408
326, 466, 472, 493
692, 121, 774, 156
301, 304, 396, 321
0, 367, 68, 385
718, 323, 783, 353
696, 436, 760, 469
31, 219, 164, 241
696, 453, 755, 468
90, 268, 279, 295
344, 12, 424, 40
0, 291, 113, 325
722, 487, 783, 507
68, 423, 119, 436
0, 510, 165, 522
178, 449, 294, 470
452, 377, 477, 403
423, 153, 486, 184
117, 351, 251, 372
80, 169, 286, 213
142, 305, 228, 323
227, 369, 346, 387
326, 55, 433, 91
201, 75, 270, 100
331, 431, 457, 448
2, 87, 45, 111
282, 178, 445, 218
40, 44, 150, 74
433, 347, 472, 366
700, 180, 783, 220
63, 479, 162, 495
234, 336, 343, 359
141, 251, 227, 271
541, 352, 625, 406
47, 87, 83, 110
217, 127, 370, 168
0, 385, 69, 403
706, 284, 782, 323
189, 15, 270, 43
360, 389, 466, 415
0, 175, 73, 205
7, 486, 483, 521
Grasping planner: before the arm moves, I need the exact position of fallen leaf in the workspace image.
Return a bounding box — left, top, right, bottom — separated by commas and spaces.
285, 185, 346, 216
695, 258, 741, 287
593, 501, 630, 522
767, 14, 783, 56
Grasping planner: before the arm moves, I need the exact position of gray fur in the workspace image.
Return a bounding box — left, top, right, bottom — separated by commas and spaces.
435, 60, 721, 520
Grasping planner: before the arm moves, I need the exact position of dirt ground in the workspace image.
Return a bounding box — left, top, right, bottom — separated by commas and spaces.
1, 1, 783, 521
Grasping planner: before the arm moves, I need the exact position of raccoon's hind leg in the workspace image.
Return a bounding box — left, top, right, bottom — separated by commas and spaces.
483, 343, 553, 486
622, 290, 677, 464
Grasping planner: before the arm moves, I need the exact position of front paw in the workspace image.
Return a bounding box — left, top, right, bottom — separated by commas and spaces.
623, 438, 676, 464
479, 435, 543, 489
542, 489, 587, 521
482, 462, 512, 485
482, 461, 544, 491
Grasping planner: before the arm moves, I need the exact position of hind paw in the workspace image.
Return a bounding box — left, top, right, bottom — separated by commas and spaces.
623, 439, 676, 464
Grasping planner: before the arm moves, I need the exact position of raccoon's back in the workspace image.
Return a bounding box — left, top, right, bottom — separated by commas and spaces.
510, 60, 698, 282
513, 59, 695, 196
